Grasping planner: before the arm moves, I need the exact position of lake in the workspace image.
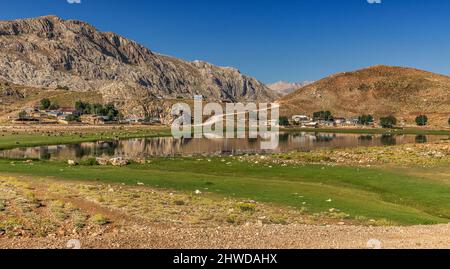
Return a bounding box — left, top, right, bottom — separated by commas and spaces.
0, 132, 448, 160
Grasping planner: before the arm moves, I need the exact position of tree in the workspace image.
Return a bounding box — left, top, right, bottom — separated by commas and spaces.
380, 116, 397, 128
91, 103, 104, 115
313, 111, 333, 121
75, 101, 92, 115
278, 116, 290, 126
358, 115, 374, 125
448, 118, 450, 126
415, 115, 428, 126
40, 98, 51, 110
65, 114, 80, 122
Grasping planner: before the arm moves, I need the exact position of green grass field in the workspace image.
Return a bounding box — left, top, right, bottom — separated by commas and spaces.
0, 127, 171, 150
1, 157, 449, 226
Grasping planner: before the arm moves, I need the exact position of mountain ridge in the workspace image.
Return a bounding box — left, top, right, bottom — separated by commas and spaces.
0, 15, 277, 118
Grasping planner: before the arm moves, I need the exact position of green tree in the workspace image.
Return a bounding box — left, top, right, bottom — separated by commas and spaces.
380, 116, 397, 128
278, 116, 290, 126
448, 118, 450, 125
91, 103, 104, 115
415, 115, 428, 126
313, 111, 333, 121
40, 98, 51, 110
358, 115, 374, 125
75, 101, 92, 115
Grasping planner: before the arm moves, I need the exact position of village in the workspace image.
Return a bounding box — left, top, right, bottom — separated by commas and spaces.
10, 99, 162, 126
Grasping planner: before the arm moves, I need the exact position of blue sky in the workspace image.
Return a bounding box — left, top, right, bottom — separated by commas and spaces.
1, 0, 450, 83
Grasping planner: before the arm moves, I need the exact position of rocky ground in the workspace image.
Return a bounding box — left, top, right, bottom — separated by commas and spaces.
240, 140, 450, 168
0, 173, 449, 249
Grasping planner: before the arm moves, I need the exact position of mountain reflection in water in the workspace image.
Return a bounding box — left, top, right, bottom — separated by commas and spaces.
0, 133, 447, 160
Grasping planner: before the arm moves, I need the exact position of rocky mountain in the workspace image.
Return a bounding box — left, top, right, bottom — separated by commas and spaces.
0, 15, 277, 118
279, 65, 450, 126
267, 81, 313, 95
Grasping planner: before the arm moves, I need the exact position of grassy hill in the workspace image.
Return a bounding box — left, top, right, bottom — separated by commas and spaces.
279, 65, 450, 127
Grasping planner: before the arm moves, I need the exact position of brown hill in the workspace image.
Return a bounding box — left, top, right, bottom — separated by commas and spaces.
279, 65, 450, 126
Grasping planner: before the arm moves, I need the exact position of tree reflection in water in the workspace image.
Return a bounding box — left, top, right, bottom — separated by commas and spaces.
0, 133, 446, 160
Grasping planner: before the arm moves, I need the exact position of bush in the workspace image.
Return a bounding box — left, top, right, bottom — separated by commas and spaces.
380, 116, 397, 128
65, 114, 80, 122
415, 115, 428, 126
40, 98, 51, 110
90, 214, 110, 225
79, 158, 98, 166
0, 200, 6, 212
226, 214, 238, 224
237, 202, 256, 212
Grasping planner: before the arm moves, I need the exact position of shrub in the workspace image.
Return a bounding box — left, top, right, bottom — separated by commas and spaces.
79, 158, 98, 166
380, 116, 397, 128
73, 212, 88, 229
415, 115, 428, 126
237, 202, 256, 212
0, 200, 6, 212
226, 214, 238, 224
90, 214, 110, 225
65, 114, 80, 122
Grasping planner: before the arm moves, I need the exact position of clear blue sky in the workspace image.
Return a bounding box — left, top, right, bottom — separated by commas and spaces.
2, 0, 450, 83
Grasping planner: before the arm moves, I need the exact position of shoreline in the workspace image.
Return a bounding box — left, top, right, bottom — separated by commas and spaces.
0, 125, 449, 151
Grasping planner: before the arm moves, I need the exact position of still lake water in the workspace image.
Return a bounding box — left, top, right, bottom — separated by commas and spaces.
0, 132, 448, 160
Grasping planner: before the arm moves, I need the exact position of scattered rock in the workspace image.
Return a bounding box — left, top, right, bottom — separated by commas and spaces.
96, 158, 109, 166
110, 157, 129, 167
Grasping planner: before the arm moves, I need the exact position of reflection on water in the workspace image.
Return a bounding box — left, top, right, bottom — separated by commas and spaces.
0, 133, 447, 160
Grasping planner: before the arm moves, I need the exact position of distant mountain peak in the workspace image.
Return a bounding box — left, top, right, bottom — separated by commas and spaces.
267, 81, 314, 96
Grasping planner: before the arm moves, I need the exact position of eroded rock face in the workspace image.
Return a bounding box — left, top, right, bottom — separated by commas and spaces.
0, 15, 277, 117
